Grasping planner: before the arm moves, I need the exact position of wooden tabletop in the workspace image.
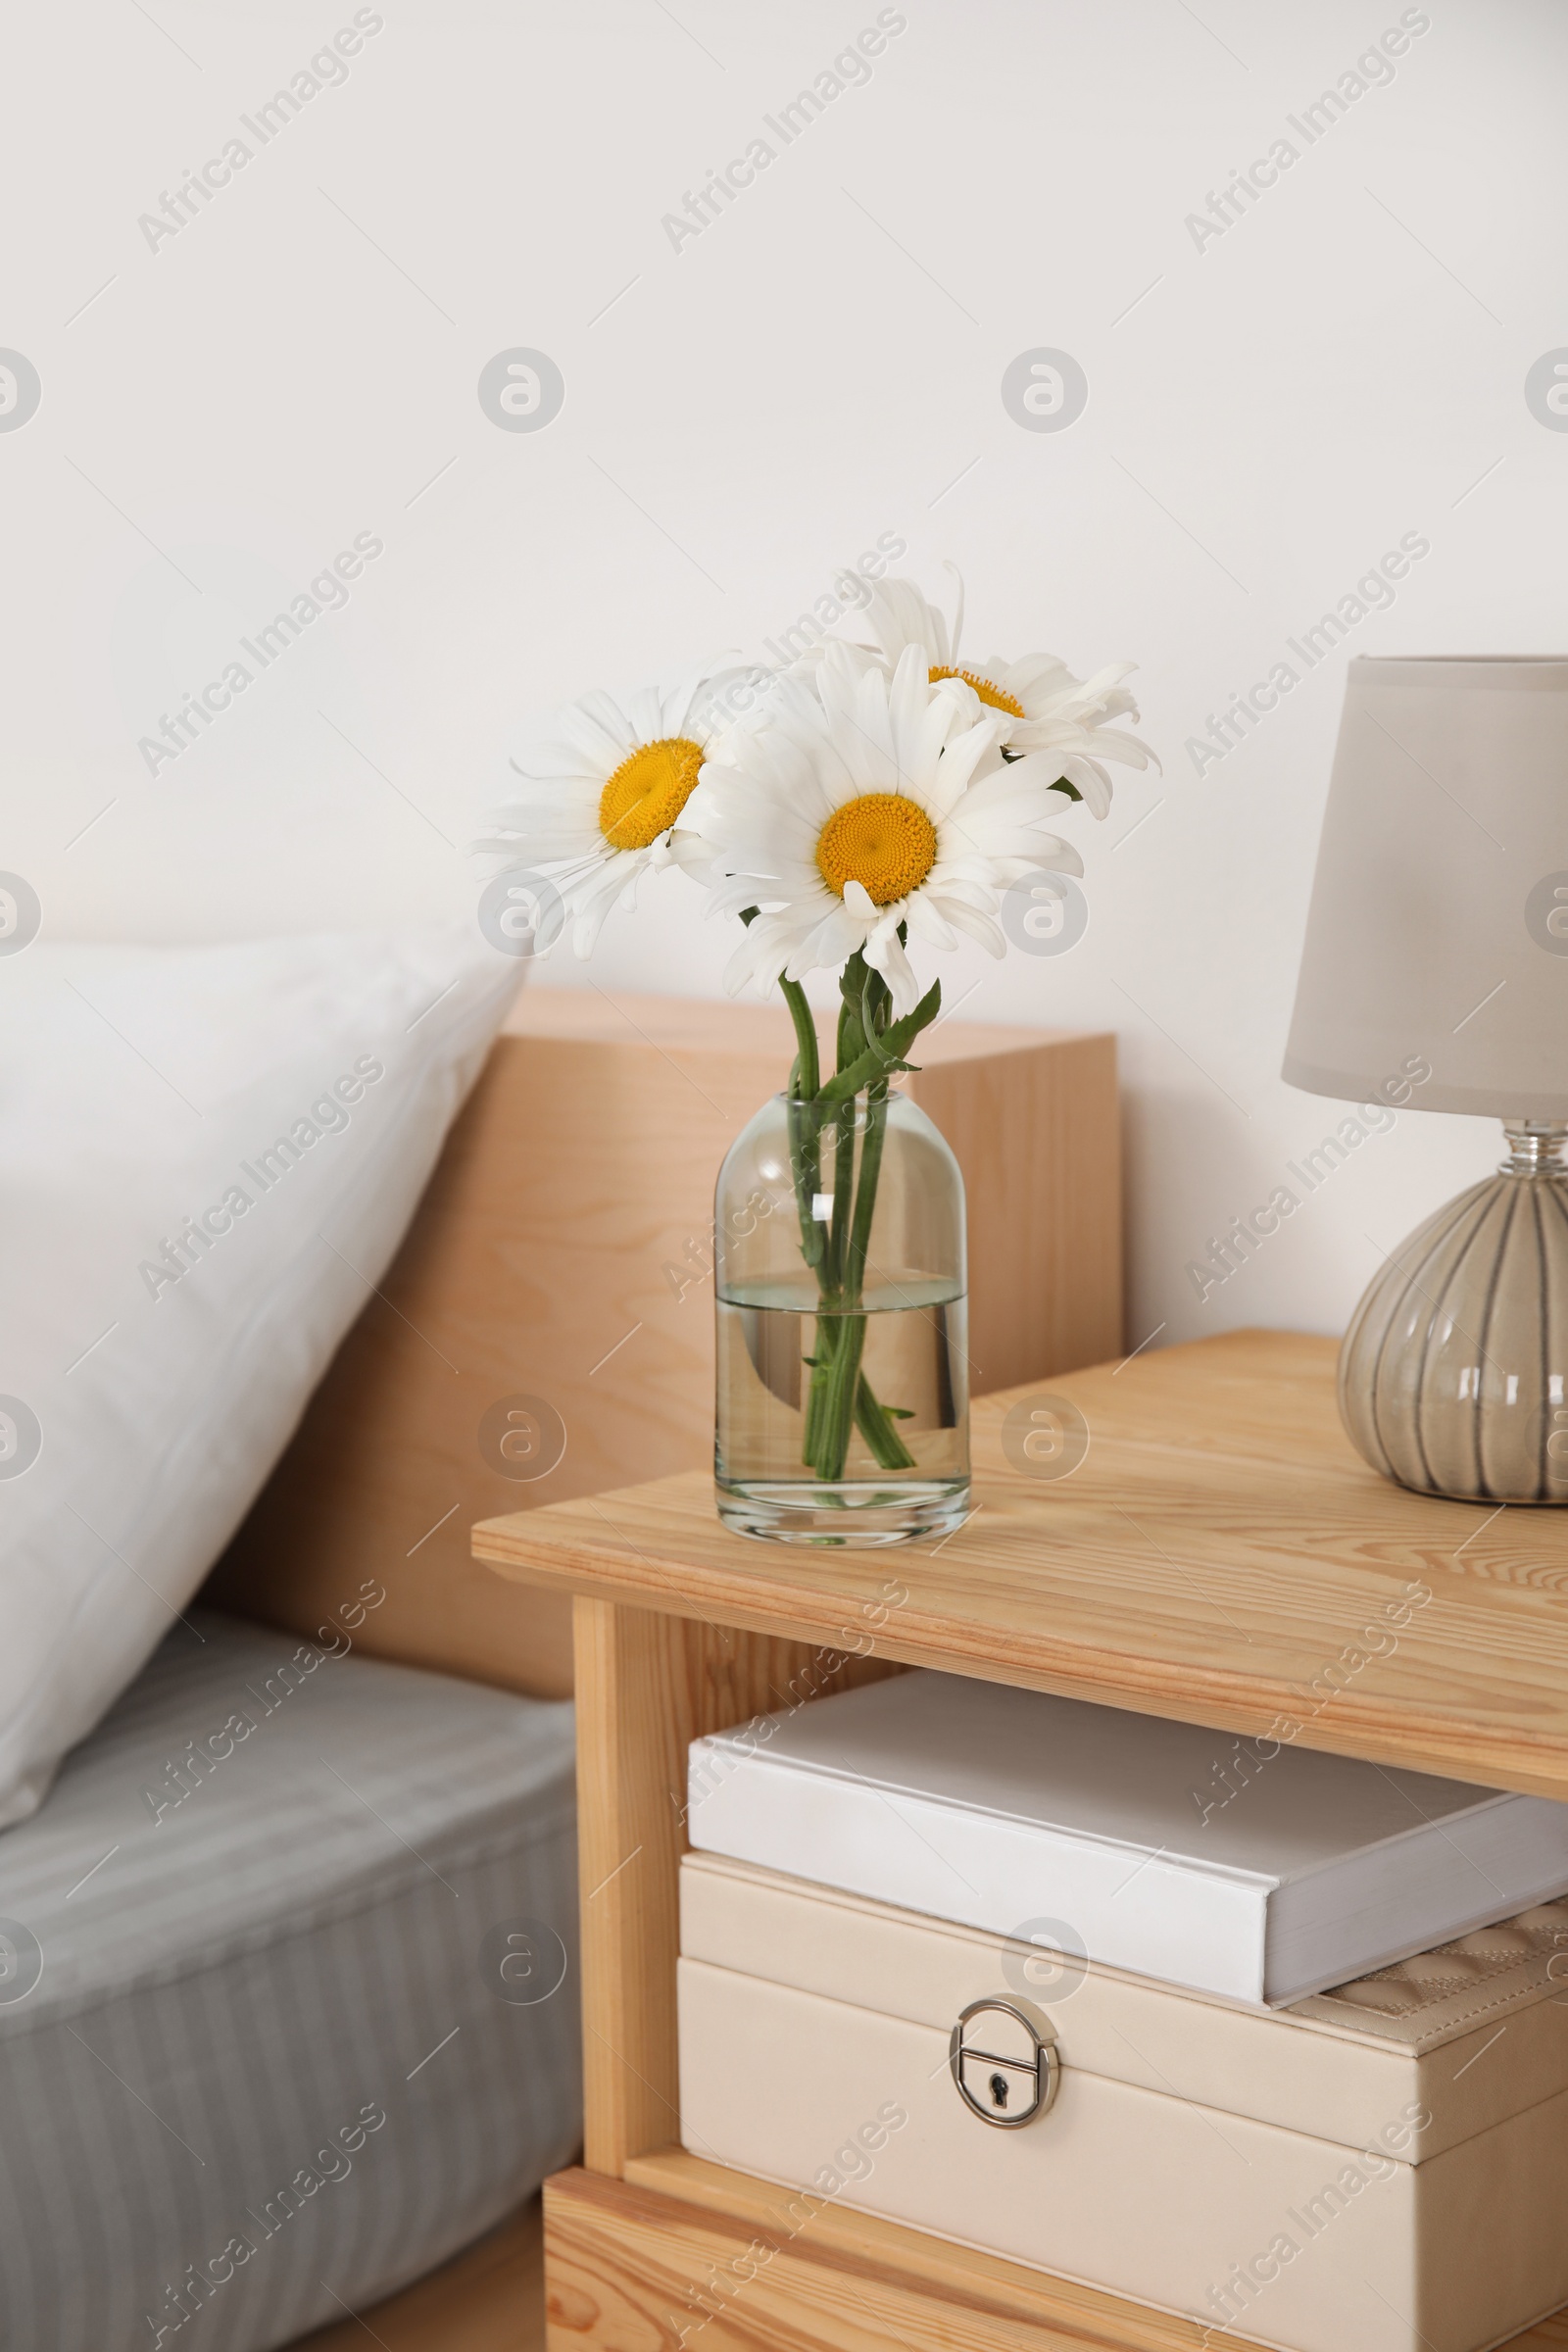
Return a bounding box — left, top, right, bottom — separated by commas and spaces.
473, 1329, 1568, 1800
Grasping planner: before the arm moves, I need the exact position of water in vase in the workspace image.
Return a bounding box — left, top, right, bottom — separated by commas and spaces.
714, 1276, 970, 1544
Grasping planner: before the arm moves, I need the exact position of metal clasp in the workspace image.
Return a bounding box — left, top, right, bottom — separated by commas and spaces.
949, 1996, 1058, 2130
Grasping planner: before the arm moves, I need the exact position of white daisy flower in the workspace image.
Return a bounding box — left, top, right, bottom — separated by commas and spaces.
685, 644, 1084, 1016
795, 573, 1157, 819
470, 662, 760, 956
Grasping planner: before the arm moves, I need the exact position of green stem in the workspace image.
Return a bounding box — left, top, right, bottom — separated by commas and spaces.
778, 976, 819, 1100
845, 1082, 915, 1472
823, 954, 868, 1298
825, 1108, 856, 1297
846, 1081, 888, 1306
770, 958, 942, 1485
814, 1084, 916, 1476
802, 1313, 837, 1468
814, 1309, 866, 1480
855, 1373, 916, 1470
786, 1095, 824, 1272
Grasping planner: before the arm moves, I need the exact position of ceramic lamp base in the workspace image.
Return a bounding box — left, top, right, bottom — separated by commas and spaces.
1339, 1124, 1568, 1504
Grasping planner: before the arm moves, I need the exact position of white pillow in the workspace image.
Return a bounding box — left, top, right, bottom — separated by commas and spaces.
0, 928, 517, 1830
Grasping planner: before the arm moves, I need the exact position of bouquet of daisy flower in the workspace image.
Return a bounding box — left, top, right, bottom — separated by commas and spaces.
476, 577, 1153, 1509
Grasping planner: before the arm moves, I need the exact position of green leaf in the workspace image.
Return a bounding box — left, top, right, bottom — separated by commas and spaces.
818, 1045, 906, 1102
835, 950, 868, 1079
818, 978, 943, 1100
859, 968, 895, 1049
883, 975, 942, 1054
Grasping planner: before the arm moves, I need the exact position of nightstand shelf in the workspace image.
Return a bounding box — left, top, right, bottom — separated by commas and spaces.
473, 1328, 1568, 2352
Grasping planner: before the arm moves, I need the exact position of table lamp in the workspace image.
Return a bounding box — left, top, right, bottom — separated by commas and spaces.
1283, 656, 1568, 1505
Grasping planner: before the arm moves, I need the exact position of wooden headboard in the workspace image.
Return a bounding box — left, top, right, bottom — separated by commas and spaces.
204, 988, 1121, 1699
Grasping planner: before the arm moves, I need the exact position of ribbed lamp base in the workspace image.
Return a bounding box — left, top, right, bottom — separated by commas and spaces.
1340, 1124, 1568, 1504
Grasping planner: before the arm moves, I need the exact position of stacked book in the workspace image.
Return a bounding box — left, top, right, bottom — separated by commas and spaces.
679, 1671, 1568, 2352
685, 1668, 1568, 2006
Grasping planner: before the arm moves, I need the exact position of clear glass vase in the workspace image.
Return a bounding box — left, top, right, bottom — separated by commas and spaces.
713, 1087, 970, 1544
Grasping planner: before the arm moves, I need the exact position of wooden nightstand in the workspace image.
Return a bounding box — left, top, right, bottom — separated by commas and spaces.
472, 1329, 1568, 2352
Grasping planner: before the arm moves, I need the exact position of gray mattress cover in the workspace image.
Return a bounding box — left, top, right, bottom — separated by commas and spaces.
0, 1609, 580, 2352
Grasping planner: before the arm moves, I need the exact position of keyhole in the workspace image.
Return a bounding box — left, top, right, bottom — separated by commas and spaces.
989, 2072, 1008, 2108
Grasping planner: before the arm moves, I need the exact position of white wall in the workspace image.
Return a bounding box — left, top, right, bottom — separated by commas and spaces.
8, 0, 1564, 1352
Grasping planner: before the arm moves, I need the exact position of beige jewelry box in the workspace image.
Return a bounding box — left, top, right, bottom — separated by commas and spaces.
677, 1851, 1568, 2352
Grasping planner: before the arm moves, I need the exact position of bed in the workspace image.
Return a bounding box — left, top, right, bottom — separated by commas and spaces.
11, 987, 1117, 2352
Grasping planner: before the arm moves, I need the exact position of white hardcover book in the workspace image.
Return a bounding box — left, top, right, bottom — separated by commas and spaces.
686, 1671, 1568, 2004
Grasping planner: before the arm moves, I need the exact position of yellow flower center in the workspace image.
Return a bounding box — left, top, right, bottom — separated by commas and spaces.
929, 663, 1024, 718
598, 736, 705, 850
815, 793, 939, 907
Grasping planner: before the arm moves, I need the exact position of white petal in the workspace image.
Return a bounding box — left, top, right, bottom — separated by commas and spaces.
1055, 756, 1113, 818
1086, 725, 1160, 772
784, 896, 871, 979
862, 578, 947, 669
557, 693, 634, 770
902, 890, 960, 953
929, 671, 984, 732
1005, 650, 1076, 698
886, 643, 957, 786
933, 888, 1007, 948
861, 925, 920, 1016
923, 715, 1005, 820
565, 855, 640, 956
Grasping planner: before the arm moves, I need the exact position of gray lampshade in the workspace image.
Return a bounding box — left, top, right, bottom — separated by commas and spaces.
1283, 656, 1568, 1121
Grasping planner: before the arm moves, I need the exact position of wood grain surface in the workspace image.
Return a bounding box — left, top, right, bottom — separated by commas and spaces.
211, 990, 1118, 1701
546, 2158, 1568, 2352
476, 1327, 1568, 1797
